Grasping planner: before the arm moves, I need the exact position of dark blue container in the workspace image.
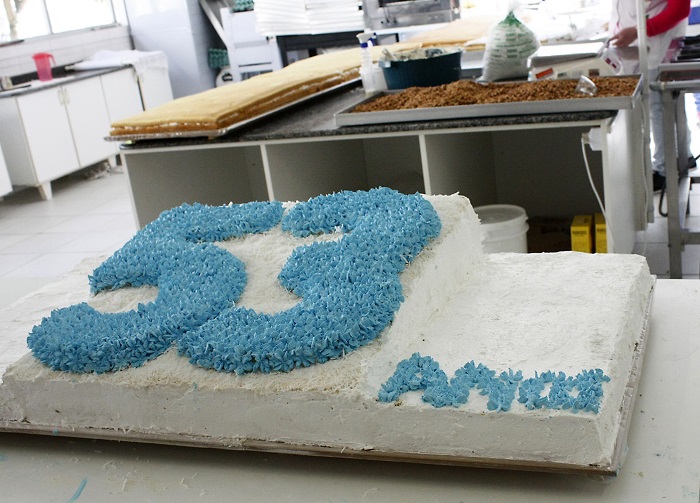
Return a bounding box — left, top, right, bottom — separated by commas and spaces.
379, 48, 462, 90
691, 6, 700, 25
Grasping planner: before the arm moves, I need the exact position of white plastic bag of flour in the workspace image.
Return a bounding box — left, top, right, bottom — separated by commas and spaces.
480, 11, 539, 82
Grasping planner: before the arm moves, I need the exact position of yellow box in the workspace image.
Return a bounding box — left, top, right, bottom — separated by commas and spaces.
571, 215, 593, 253
595, 213, 607, 253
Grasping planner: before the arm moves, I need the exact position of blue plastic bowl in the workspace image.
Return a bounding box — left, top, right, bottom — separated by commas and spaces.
379, 47, 462, 89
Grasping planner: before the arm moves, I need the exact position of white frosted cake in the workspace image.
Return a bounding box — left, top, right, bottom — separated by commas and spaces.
0, 189, 653, 473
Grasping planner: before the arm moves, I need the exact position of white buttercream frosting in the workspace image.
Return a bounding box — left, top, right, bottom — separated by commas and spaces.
0, 194, 653, 471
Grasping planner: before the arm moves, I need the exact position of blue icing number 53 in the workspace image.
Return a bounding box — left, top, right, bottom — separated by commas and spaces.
27, 188, 442, 375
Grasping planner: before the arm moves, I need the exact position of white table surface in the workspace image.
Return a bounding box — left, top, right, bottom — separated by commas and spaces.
0, 279, 698, 502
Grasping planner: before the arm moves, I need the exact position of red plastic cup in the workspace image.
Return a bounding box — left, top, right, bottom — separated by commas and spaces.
32, 53, 55, 82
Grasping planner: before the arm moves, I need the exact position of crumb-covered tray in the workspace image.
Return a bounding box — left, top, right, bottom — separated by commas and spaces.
334, 76, 642, 127
107, 79, 360, 142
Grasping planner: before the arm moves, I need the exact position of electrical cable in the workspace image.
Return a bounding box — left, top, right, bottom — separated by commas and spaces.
585, 95, 654, 257
580, 135, 615, 253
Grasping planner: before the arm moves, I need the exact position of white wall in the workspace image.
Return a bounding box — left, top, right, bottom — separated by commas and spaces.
0, 0, 131, 79
123, 0, 220, 98
0, 25, 132, 78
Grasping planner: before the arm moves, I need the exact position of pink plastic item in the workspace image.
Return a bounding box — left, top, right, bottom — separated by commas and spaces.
32, 52, 55, 82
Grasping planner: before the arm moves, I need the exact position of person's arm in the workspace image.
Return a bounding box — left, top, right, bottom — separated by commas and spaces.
610, 0, 690, 47
647, 0, 690, 36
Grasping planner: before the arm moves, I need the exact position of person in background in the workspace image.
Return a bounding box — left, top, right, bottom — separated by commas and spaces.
610, 0, 693, 192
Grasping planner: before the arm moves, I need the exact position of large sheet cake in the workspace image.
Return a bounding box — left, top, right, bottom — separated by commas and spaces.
0, 190, 653, 473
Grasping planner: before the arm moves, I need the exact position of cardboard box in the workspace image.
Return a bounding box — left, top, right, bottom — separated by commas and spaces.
571, 215, 593, 253
595, 213, 607, 253
526, 217, 572, 253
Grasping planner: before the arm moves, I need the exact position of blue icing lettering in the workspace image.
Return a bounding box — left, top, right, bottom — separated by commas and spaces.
378, 355, 521, 411
27, 188, 442, 376
379, 353, 610, 414
517, 374, 548, 410
28, 201, 284, 373
178, 189, 441, 373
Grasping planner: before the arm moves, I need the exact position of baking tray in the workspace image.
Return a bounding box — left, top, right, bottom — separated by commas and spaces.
106, 78, 360, 142
334, 77, 642, 127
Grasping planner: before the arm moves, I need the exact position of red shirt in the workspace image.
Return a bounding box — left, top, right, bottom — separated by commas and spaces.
647, 0, 691, 36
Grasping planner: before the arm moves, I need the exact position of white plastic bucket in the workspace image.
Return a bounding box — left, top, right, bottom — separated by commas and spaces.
474, 204, 529, 253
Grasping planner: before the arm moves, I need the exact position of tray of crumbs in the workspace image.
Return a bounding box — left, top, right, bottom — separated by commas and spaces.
334, 76, 642, 127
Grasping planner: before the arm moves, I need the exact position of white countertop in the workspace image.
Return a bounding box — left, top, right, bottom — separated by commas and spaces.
0, 279, 698, 502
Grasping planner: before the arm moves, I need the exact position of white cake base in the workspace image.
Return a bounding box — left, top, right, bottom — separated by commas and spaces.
0, 250, 653, 475
0, 313, 649, 476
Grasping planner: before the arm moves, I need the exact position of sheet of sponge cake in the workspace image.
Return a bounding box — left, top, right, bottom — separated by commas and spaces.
108, 16, 499, 138
108, 43, 413, 137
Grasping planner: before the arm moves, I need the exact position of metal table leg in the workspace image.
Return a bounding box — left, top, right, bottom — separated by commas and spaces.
663, 88, 684, 278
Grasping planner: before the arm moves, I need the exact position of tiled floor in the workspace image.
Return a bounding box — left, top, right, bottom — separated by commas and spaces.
0, 166, 137, 309
1, 151, 700, 310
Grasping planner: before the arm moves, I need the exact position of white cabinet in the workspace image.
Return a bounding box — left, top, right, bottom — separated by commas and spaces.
12, 78, 114, 199
100, 68, 145, 155
0, 68, 146, 200
135, 66, 174, 110
101, 68, 144, 122
15, 87, 80, 196
64, 78, 116, 168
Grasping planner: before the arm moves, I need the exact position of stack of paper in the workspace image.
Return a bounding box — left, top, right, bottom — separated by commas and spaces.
255, 0, 363, 36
